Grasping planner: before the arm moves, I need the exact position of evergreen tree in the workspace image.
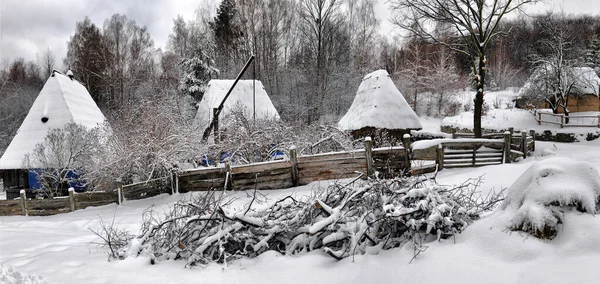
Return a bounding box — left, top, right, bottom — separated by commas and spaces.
584, 37, 600, 76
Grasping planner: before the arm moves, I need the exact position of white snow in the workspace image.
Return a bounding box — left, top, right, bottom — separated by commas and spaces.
338, 70, 422, 131
194, 80, 280, 127
0, 71, 106, 169
3, 137, 600, 283
5, 89, 600, 283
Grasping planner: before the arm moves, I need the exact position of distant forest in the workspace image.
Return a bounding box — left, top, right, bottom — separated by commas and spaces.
2, 0, 600, 156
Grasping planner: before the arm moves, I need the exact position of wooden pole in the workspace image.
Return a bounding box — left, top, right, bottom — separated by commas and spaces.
364, 137, 373, 177
437, 144, 444, 170
529, 129, 536, 153
451, 128, 457, 139
472, 146, 477, 166
117, 183, 123, 205
68, 187, 75, 212
521, 131, 528, 159
537, 111, 541, 125
402, 134, 412, 173
290, 146, 299, 186
504, 131, 511, 164
213, 108, 219, 142
560, 114, 564, 128
225, 158, 233, 190
19, 190, 27, 216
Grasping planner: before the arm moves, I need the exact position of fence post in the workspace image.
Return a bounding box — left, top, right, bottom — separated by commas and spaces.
19, 190, 27, 216
560, 114, 564, 128
402, 134, 412, 172
213, 108, 220, 142
529, 129, 536, 153
175, 172, 180, 194
117, 181, 123, 204
290, 146, 299, 186
521, 131, 528, 159
597, 115, 599, 128
504, 131, 511, 164
472, 146, 477, 166
68, 187, 75, 212
537, 111, 541, 125
225, 158, 233, 190
364, 137, 374, 178
451, 129, 457, 139
437, 144, 444, 170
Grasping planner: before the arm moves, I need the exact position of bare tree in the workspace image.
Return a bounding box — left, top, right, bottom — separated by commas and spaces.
38, 47, 56, 78
389, 0, 538, 137
23, 123, 99, 197
521, 16, 598, 123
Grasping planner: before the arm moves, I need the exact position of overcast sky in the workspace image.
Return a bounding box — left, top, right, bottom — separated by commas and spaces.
1, 0, 599, 70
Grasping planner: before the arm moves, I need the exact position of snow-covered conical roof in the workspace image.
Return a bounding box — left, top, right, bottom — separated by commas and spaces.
0, 71, 106, 169
195, 80, 280, 126
338, 70, 422, 131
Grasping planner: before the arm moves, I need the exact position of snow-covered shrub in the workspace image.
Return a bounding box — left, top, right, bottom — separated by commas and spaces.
106, 175, 501, 267
501, 157, 600, 239
22, 123, 100, 197
206, 105, 355, 165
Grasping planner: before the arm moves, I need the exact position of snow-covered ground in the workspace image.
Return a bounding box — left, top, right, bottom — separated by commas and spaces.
3, 90, 600, 283
3, 137, 600, 283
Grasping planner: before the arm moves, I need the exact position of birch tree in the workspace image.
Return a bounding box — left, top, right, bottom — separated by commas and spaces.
389, 0, 538, 137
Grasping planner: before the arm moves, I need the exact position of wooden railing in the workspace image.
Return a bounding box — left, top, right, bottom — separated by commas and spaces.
1, 129, 537, 216
178, 137, 413, 192
536, 111, 600, 128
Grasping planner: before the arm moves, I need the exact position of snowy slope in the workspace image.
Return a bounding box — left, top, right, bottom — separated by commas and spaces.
338, 70, 422, 131
0, 71, 106, 169
195, 80, 280, 127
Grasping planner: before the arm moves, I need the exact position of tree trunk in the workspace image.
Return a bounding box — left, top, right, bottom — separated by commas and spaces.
474, 55, 487, 138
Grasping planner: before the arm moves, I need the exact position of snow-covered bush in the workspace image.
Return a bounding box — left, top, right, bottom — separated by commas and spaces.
205, 105, 356, 165
501, 157, 600, 239
104, 175, 501, 267
23, 123, 100, 197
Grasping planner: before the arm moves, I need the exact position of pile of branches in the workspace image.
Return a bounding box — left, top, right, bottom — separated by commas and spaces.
105, 175, 502, 267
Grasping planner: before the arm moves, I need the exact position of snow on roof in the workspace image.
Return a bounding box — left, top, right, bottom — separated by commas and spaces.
195, 80, 280, 126
520, 66, 600, 97
338, 70, 422, 131
0, 71, 106, 169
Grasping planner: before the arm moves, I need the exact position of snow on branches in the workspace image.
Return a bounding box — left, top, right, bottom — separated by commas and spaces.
105, 175, 502, 267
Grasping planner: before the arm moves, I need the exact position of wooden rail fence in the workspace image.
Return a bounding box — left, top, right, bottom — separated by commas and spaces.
0, 129, 536, 216
536, 111, 600, 128
178, 137, 413, 192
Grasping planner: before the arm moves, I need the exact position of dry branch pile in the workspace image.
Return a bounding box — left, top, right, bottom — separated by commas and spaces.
106, 175, 502, 267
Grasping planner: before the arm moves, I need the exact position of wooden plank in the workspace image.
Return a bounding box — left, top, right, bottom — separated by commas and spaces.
233, 179, 294, 191
231, 161, 291, 174
232, 172, 292, 186
371, 148, 406, 155
298, 167, 365, 178
297, 151, 365, 163
298, 159, 365, 170
0, 200, 23, 216
411, 164, 437, 175
233, 167, 291, 180
298, 172, 362, 185
23, 198, 71, 216
179, 167, 228, 177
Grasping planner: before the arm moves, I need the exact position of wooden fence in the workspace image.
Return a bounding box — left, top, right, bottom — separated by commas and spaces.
0, 188, 121, 216
0, 129, 536, 216
178, 137, 412, 192
536, 111, 600, 128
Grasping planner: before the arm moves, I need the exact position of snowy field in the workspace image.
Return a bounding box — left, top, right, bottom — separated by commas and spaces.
3, 138, 600, 283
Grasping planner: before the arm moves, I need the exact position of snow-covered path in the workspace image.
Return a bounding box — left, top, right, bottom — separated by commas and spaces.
2, 139, 600, 284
